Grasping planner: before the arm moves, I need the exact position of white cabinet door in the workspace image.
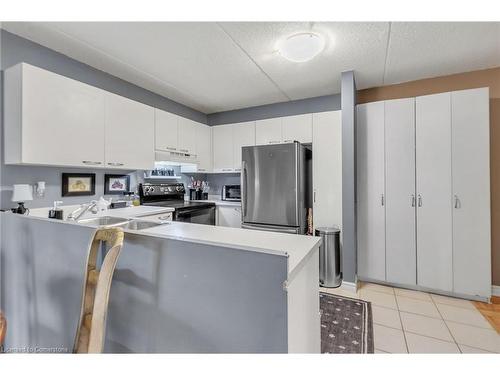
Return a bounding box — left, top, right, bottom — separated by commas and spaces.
217, 205, 242, 228
155, 109, 178, 152
178, 117, 197, 155
195, 122, 212, 172
18, 63, 106, 167
357, 102, 386, 282
416, 92, 453, 292
385, 98, 417, 285
233, 121, 255, 172
105, 93, 155, 170
255, 118, 282, 145
282, 114, 312, 144
451, 88, 491, 297
312, 111, 342, 231
212, 124, 234, 172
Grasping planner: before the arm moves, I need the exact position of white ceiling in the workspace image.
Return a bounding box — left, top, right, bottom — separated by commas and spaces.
2, 22, 499, 113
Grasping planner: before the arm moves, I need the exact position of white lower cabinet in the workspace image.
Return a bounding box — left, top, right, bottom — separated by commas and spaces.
356, 88, 491, 299
104, 93, 155, 170
217, 205, 242, 228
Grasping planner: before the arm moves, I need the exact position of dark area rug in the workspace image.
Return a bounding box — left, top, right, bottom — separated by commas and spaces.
320, 292, 374, 354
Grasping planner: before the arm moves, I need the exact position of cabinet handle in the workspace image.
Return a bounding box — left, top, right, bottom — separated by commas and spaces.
411, 194, 416, 207
180, 149, 189, 153
82, 160, 102, 165
158, 215, 171, 221
418, 194, 422, 207
222, 168, 233, 172
166, 147, 177, 151
454, 195, 461, 209
269, 140, 280, 144
284, 139, 293, 143
381, 194, 384, 206
108, 162, 124, 166
314, 191, 316, 203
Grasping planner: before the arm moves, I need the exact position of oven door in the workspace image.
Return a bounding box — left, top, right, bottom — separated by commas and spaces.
174, 206, 216, 225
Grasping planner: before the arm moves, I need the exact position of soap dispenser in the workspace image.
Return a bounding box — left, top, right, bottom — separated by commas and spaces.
48, 201, 64, 220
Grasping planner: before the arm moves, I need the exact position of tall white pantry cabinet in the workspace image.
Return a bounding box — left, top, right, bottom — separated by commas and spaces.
357, 88, 491, 300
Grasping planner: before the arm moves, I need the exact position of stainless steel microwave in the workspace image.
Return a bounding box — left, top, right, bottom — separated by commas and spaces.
222, 185, 241, 201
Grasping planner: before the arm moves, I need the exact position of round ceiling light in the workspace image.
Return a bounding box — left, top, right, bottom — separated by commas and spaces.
277, 32, 326, 63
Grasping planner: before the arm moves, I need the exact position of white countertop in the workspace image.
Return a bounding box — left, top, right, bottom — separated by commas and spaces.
25, 204, 319, 278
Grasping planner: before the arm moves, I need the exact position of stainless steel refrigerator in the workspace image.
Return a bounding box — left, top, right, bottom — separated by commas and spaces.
241, 141, 311, 234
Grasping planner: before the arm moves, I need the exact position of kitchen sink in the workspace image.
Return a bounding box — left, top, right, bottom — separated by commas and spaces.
116, 220, 168, 231
77, 216, 130, 227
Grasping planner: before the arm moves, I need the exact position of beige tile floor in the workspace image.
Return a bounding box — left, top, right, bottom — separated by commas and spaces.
320, 282, 500, 354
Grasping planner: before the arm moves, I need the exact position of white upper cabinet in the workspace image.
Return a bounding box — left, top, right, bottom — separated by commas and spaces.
232, 121, 255, 171
155, 109, 178, 152
255, 118, 282, 145
195, 122, 212, 172
282, 114, 312, 144
104, 93, 155, 170
177, 117, 197, 155
4, 63, 106, 167
212, 124, 234, 172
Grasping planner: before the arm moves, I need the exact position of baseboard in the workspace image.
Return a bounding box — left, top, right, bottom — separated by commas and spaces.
492, 285, 500, 297
340, 281, 358, 293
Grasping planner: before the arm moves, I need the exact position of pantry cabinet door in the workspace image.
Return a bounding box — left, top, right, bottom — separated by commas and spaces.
178, 117, 197, 155
451, 88, 491, 297
255, 118, 282, 145
312, 111, 342, 231
105, 93, 155, 170
232, 121, 255, 172
416, 92, 453, 292
385, 98, 417, 285
357, 102, 386, 282
20, 64, 105, 167
155, 109, 179, 152
212, 124, 234, 172
282, 114, 312, 144
196, 122, 212, 172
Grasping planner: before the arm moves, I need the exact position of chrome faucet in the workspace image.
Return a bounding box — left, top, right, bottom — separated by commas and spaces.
67, 201, 98, 221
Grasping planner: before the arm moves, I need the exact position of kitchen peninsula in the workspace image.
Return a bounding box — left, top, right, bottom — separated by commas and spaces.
0, 207, 321, 353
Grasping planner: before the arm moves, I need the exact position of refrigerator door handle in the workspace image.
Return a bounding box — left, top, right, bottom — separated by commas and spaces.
241, 160, 248, 219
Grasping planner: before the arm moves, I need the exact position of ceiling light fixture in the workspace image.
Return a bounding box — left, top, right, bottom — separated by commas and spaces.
277, 32, 326, 63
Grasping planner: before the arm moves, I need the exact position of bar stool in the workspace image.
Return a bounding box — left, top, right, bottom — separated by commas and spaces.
74, 227, 124, 353
0, 310, 6, 351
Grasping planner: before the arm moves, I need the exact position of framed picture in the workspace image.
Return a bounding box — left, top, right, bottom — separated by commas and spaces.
62, 173, 96, 197
104, 174, 130, 195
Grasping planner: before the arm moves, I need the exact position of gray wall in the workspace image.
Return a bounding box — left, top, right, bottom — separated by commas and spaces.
207, 94, 341, 125
0, 30, 207, 210
341, 71, 357, 284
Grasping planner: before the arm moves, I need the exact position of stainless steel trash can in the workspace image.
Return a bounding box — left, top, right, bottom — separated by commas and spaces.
315, 227, 341, 288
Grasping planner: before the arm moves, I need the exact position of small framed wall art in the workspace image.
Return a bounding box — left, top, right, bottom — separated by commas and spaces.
104, 174, 130, 195
62, 173, 96, 197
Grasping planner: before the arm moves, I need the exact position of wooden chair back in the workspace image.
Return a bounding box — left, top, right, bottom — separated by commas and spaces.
0, 310, 6, 351
74, 227, 124, 353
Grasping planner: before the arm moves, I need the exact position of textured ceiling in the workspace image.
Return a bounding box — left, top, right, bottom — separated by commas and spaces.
2, 22, 499, 113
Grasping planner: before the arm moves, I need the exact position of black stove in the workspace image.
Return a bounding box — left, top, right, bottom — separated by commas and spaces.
139, 182, 215, 225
